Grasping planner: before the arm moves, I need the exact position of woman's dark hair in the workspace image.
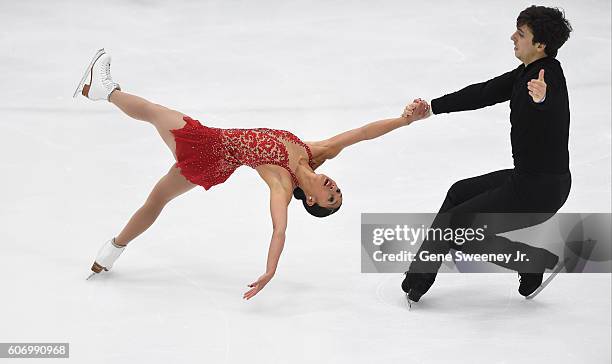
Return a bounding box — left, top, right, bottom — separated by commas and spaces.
517, 6, 573, 58
293, 187, 341, 218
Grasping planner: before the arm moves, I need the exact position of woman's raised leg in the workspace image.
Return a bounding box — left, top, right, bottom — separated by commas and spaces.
109, 90, 187, 160
113, 163, 196, 246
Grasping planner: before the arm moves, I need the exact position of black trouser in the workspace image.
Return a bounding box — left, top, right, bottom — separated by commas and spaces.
408, 169, 572, 274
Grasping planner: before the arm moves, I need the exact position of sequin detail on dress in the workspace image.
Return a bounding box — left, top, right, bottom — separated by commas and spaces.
170, 116, 314, 190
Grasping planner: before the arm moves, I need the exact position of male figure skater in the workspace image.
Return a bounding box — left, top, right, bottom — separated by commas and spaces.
401, 6, 573, 302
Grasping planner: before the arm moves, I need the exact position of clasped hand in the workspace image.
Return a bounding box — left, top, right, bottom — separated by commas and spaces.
402, 98, 431, 121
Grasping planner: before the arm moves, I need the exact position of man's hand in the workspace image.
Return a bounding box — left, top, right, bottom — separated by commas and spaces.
243, 272, 274, 300
402, 98, 431, 122
527, 69, 547, 103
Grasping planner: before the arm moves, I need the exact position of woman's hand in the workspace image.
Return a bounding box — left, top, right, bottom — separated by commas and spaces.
243, 272, 274, 300
401, 98, 431, 122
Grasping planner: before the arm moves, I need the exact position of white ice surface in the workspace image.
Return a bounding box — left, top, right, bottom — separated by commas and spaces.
1, 0, 610, 363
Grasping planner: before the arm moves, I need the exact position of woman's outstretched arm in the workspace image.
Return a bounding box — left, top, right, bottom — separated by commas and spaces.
315, 100, 430, 161
243, 185, 291, 300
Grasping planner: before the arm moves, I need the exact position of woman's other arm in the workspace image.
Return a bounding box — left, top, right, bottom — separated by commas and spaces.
243, 185, 291, 300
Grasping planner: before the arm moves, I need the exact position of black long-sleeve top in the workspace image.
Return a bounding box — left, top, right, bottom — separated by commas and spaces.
431, 57, 570, 174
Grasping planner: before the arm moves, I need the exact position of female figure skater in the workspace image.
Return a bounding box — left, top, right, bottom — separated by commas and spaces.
76, 49, 429, 299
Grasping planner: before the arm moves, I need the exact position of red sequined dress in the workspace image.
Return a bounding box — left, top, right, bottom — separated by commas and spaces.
170, 116, 315, 190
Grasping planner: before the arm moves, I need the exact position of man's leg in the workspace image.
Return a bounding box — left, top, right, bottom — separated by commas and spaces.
410, 169, 516, 269
402, 169, 514, 298
437, 169, 515, 213
404, 169, 569, 300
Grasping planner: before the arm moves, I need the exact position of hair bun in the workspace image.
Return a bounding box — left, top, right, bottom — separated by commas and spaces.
292, 187, 341, 218
293, 187, 306, 200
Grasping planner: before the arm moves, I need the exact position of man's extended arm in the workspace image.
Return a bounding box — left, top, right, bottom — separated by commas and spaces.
431, 68, 518, 114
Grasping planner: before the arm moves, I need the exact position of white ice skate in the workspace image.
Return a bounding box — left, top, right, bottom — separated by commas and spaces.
86, 237, 126, 280
73, 48, 121, 101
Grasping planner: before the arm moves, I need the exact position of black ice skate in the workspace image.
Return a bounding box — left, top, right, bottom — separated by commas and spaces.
518, 249, 561, 298
402, 272, 436, 308
523, 258, 567, 299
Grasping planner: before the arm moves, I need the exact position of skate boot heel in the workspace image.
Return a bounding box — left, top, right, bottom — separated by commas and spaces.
81, 84, 91, 98
91, 261, 106, 273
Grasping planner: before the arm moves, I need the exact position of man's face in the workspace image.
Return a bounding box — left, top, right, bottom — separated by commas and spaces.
511, 24, 545, 64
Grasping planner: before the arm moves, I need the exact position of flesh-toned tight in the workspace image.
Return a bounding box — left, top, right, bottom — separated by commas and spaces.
108, 90, 196, 246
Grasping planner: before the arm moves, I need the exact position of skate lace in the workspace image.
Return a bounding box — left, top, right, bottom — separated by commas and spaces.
100, 61, 115, 90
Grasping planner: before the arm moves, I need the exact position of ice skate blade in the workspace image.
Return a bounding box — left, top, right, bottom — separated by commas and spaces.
526, 259, 566, 300
72, 48, 105, 98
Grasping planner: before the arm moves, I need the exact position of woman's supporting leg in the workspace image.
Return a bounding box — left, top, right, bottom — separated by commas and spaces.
108, 90, 187, 160
114, 164, 196, 246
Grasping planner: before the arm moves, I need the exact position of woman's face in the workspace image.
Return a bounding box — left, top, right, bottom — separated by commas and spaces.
308, 174, 342, 209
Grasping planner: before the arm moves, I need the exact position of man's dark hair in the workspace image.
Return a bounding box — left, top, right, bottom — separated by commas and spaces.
517, 6, 573, 58
293, 187, 341, 218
